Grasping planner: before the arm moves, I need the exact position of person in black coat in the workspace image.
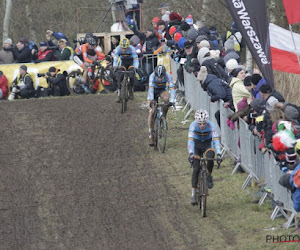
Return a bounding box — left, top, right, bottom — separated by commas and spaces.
12, 39, 32, 63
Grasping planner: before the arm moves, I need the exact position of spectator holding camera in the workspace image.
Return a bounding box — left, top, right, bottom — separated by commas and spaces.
32, 41, 55, 63
10, 65, 35, 99
0, 38, 14, 64
53, 39, 74, 61
41, 67, 70, 97
12, 38, 32, 63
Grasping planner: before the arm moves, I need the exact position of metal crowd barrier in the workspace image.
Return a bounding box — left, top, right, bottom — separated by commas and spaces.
170, 59, 297, 228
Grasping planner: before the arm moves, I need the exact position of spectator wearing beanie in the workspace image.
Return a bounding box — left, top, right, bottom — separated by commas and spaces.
259, 84, 285, 111
180, 22, 191, 33
229, 67, 251, 111
158, 3, 170, 22
151, 17, 160, 30
157, 20, 171, 40
169, 12, 183, 27
275, 102, 300, 125
11, 65, 35, 99
0, 38, 14, 64
223, 36, 240, 64
250, 73, 263, 98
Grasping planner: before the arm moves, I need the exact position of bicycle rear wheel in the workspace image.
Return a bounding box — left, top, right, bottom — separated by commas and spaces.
153, 117, 158, 149
120, 81, 128, 113
157, 116, 167, 153
200, 171, 208, 217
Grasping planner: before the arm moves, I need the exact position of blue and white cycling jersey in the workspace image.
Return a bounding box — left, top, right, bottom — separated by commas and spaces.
147, 72, 176, 103
113, 45, 139, 69
188, 120, 221, 155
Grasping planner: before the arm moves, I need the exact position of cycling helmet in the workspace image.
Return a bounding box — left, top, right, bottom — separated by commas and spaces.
154, 65, 166, 78
195, 109, 209, 123
120, 38, 130, 49
87, 37, 96, 46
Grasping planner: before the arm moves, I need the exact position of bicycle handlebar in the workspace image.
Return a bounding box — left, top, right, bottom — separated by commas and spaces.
192, 156, 222, 169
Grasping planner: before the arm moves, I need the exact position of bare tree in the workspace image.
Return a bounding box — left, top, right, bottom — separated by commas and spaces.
3, 0, 12, 43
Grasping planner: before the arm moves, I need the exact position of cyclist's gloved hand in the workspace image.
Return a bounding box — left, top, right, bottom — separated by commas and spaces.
168, 102, 174, 107
188, 153, 194, 164
217, 154, 222, 165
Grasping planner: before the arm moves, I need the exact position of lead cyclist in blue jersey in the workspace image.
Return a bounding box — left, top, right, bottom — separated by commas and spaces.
188, 109, 222, 205
113, 37, 139, 102
147, 65, 176, 146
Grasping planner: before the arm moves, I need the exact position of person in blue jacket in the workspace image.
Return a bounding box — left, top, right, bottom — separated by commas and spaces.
187, 109, 222, 205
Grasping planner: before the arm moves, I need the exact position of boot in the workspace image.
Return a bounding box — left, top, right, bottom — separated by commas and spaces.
129, 87, 134, 100
116, 89, 121, 103
190, 194, 197, 205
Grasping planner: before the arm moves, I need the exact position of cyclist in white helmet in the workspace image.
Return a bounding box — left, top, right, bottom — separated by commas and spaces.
188, 109, 222, 205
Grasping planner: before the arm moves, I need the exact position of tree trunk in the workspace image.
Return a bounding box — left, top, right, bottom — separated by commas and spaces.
3, 0, 12, 43
25, 0, 37, 42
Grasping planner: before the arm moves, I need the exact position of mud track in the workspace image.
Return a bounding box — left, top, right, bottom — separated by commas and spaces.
0, 95, 233, 249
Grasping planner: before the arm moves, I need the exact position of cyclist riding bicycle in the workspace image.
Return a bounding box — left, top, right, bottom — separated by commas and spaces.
147, 65, 175, 146
188, 109, 222, 205
113, 37, 139, 102
73, 37, 106, 93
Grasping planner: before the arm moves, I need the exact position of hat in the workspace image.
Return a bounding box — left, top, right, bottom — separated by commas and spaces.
285, 148, 297, 164
259, 84, 272, 94
244, 76, 252, 86
285, 105, 299, 120
180, 22, 190, 31
157, 20, 165, 26
197, 66, 208, 82
266, 96, 279, 111
197, 47, 210, 65
225, 59, 238, 70
174, 32, 183, 42
49, 66, 56, 72
169, 12, 182, 22
224, 36, 235, 51
295, 140, 300, 158
185, 15, 193, 26
250, 98, 266, 112
59, 38, 67, 44
184, 40, 193, 48
130, 35, 140, 46
231, 67, 243, 77
237, 97, 249, 111
169, 26, 177, 36
19, 38, 29, 44
146, 27, 154, 33
20, 65, 27, 71
293, 170, 300, 188
39, 41, 48, 47
151, 17, 160, 24
4, 38, 12, 45
199, 40, 210, 48
158, 3, 169, 9
251, 74, 262, 85
186, 28, 199, 41
195, 35, 208, 43
178, 37, 187, 49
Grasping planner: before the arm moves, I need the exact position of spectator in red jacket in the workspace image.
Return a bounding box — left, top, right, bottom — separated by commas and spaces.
33, 41, 55, 63
0, 71, 9, 100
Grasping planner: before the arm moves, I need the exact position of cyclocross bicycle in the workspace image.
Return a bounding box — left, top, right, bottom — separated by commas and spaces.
67, 58, 115, 95
119, 70, 134, 113
191, 156, 221, 217
151, 100, 175, 153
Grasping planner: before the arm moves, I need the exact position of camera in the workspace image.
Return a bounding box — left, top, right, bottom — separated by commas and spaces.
73, 38, 85, 45
160, 38, 166, 43
8, 87, 17, 101
37, 72, 50, 77
47, 46, 59, 50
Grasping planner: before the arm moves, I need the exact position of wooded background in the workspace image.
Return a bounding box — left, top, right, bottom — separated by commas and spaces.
1, 0, 298, 44
1, 0, 300, 103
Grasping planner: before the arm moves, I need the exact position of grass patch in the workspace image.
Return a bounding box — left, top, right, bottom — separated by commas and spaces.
134, 92, 300, 249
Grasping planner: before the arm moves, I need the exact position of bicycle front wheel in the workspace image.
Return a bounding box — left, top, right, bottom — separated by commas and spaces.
100, 67, 116, 93
200, 171, 208, 217
120, 82, 127, 113
153, 117, 158, 149
157, 116, 167, 153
